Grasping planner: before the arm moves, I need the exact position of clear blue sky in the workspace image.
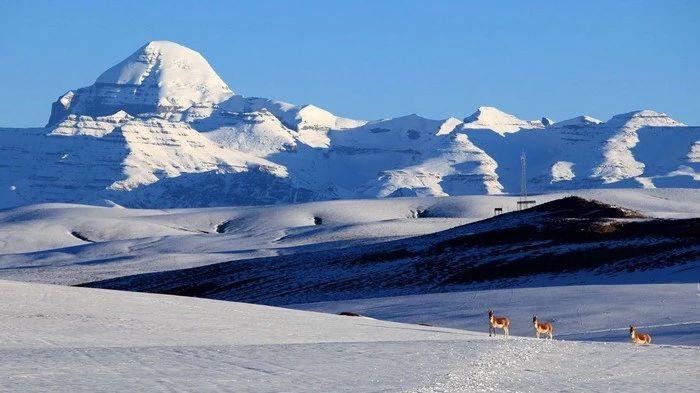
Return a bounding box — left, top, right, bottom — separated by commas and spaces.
1, 0, 698, 127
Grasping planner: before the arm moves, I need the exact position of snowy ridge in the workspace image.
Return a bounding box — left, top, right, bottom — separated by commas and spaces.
95, 41, 233, 103
1, 41, 698, 208
550, 115, 602, 129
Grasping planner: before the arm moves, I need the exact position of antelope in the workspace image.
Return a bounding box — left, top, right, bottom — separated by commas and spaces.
532, 315, 554, 339
629, 325, 651, 345
487, 309, 510, 337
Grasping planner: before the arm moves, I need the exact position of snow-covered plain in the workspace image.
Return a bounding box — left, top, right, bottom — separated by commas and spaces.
1, 189, 698, 285
1, 280, 697, 392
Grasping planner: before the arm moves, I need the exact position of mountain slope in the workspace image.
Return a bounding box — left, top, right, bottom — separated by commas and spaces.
0, 112, 290, 207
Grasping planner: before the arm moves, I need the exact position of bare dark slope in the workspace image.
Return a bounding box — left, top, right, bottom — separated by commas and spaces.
82, 197, 700, 305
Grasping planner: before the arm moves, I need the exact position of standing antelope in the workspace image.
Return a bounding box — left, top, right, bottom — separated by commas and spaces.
629, 325, 651, 345
487, 309, 510, 337
532, 315, 554, 339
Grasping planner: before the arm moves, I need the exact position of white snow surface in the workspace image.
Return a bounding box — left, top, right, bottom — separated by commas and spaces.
0, 189, 697, 390
192, 108, 297, 156
551, 160, 575, 182
0, 279, 697, 392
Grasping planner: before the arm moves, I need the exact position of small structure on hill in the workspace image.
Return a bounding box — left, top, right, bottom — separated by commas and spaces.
518, 150, 536, 210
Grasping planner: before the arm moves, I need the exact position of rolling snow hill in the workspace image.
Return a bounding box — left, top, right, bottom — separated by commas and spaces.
78, 192, 700, 306
1, 280, 697, 392
1, 40, 698, 208
1, 189, 698, 285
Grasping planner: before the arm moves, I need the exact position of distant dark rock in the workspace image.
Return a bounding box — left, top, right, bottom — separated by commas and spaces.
527, 196, 644, 219
70, 231, 94, 243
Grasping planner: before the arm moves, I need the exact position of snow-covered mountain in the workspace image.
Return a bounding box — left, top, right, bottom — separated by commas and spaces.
46, 41, 234, 126
1, 40, 698, 208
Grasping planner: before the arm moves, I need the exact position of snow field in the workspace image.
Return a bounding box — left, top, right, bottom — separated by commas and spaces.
0, 280, 697, 392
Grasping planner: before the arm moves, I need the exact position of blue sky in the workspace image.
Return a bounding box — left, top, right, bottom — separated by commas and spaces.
1, 0, 698, 127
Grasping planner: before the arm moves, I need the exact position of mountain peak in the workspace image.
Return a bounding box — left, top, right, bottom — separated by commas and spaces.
95, 40, 233, 101
463, 106, 533, 134
605, 110, 685, 128
47, 41, 234, 126
465, 106, 508, 119
552, 115, 603, 129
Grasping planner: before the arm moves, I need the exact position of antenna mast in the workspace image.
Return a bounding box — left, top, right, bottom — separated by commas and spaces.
516, 149, 536, 210
520, 150, 526, 208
